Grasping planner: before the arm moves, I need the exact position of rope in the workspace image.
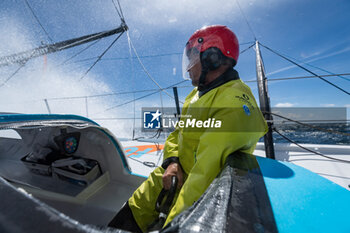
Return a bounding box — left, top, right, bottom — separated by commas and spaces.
240, 41, 256, 46
0, 64, 26, 88
127, 156, 156, 168
67, 52, 183, 64
133, 129, 163, 141
64, 41, 257, 65
92, 80, 187, 116
116, 0, 125, 19
126, 30, 137, 140
80, 32, 124, 80
294, 60, 350, 82
60, 39, 101, 66
259, 42, 350, 96
240, 43, 255, 55
271, 49, 350, 82
273, 128, 350, 164
127, 36, 177, 102
24, 0, 53, 43
235, 0, 257, 40
1, 83, 190, 105
0, 49, 38, 88
244, 73, 350, 83
97, 90, 164, 114
111, 0, 123, 20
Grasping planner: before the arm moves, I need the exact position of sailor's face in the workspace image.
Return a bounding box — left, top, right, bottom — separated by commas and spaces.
185, 46, 201, 86
189, 61, 202, 86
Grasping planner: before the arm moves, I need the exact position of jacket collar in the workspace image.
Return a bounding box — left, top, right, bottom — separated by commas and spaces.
198, 68, 240, 97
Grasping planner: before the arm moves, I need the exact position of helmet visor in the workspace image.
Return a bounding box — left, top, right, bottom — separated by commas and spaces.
182, 43, 201, 80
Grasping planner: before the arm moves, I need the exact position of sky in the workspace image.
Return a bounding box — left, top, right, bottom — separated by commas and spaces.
0, 0, 349, 137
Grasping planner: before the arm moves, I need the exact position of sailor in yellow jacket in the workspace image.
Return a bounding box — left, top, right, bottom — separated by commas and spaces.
108, 25, 267, 232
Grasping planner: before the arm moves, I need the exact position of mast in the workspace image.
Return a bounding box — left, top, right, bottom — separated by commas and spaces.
0, 23, 128, 67
255, 41, 275, 159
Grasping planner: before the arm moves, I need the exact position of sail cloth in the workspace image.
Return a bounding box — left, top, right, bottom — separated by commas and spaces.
162, 152, 278, 233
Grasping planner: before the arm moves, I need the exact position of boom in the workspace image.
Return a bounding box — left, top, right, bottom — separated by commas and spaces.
0, 23, 128, 67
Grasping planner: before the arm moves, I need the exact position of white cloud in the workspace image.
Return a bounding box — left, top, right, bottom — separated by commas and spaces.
305, 46, 350, 64
321, 104, 335, 107
344, 104, 350, 108
123, 0, 241, 28
266, 64, 296, 76
300, 51, 321, 59
275, 102, 294, 107
168, 17, 178, 23
82, 0, 281, 31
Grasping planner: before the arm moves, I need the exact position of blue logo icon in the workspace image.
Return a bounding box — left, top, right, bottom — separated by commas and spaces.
143, 109, 162, 129
243, 105, 251, 116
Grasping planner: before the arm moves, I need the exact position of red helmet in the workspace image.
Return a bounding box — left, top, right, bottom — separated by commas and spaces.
182, 25, 239, 79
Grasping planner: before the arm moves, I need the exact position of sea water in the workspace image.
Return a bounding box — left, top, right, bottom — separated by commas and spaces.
271, 123, 350, 145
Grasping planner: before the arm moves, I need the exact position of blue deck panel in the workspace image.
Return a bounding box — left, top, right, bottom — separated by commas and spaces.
257, 156, 350, 233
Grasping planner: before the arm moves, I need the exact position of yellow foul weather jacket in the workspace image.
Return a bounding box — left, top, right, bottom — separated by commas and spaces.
128, 69, 267, 232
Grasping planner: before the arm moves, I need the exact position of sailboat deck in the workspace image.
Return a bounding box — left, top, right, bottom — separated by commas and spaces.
121, 140, 350, 190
